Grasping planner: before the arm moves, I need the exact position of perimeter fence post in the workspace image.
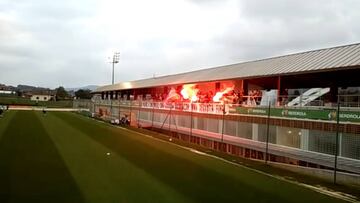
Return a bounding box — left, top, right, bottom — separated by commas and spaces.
93, 100, 96, 116
137, 101, 141, 128
265, 100, 271, 164
169, 104, 172, 136
110, 97, 113, 120
151, 103, 155, 130
190, 103, 193, 137
221, 103, 225, 143
334, 97, 341, 184
118, 99, 121, 120
129, 101, 132, 126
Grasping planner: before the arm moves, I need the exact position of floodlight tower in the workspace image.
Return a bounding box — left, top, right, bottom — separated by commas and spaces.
111, 52, 120, 85
108, 52, 120, 121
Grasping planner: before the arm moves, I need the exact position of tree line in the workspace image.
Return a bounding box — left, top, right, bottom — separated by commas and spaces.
55, 86, 92, 100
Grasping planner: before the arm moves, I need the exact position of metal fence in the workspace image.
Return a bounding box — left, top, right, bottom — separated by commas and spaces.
74, 98, 360, 182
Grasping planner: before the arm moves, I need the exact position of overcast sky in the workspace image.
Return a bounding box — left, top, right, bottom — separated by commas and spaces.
1, 0, 359, 88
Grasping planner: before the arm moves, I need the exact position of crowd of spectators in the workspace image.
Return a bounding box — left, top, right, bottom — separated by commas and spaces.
139, 89, 263, 105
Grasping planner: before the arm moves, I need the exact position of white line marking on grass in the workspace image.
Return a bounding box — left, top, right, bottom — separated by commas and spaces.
298, 184, 359, 203
89, 118, 359, 202
189, 149, 207, 156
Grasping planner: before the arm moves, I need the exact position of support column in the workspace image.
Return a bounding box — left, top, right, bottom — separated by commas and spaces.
339, 133, 343, 157
219, 119, 223, 134
193, 116, 198, 130
300, 129, 309, 150
252, 123, 259, 141
174, 114, 178, 127
275, 126, 280, 145
277, 76, 281, 105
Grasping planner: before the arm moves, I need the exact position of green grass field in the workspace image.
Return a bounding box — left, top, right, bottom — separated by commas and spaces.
0, 111, 351, 202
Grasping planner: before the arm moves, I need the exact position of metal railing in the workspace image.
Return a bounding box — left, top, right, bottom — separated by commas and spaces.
89, 98, 360, 120
79, 97, 360, 183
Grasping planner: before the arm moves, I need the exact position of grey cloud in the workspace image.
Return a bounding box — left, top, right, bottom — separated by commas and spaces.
212, 0, 360, 62
187, 0, 232, 6
0, 0, 359, 88
0, 0, 107, 88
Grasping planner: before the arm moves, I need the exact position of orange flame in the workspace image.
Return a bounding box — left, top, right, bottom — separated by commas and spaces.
181, 84, 199, 102
213, 86, 234, 102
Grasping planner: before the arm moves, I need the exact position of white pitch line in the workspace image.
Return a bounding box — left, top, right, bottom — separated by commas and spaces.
189, 149, 207, 156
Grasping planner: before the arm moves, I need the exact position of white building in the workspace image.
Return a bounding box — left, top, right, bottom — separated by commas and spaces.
0, 90, 15, 95
30, 94, 53, 101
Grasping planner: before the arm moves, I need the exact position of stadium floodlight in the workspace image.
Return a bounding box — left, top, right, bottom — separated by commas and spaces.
111, 52, 120, 85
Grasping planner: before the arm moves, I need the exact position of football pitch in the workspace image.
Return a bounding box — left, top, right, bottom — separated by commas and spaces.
0, 111, 352, 203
